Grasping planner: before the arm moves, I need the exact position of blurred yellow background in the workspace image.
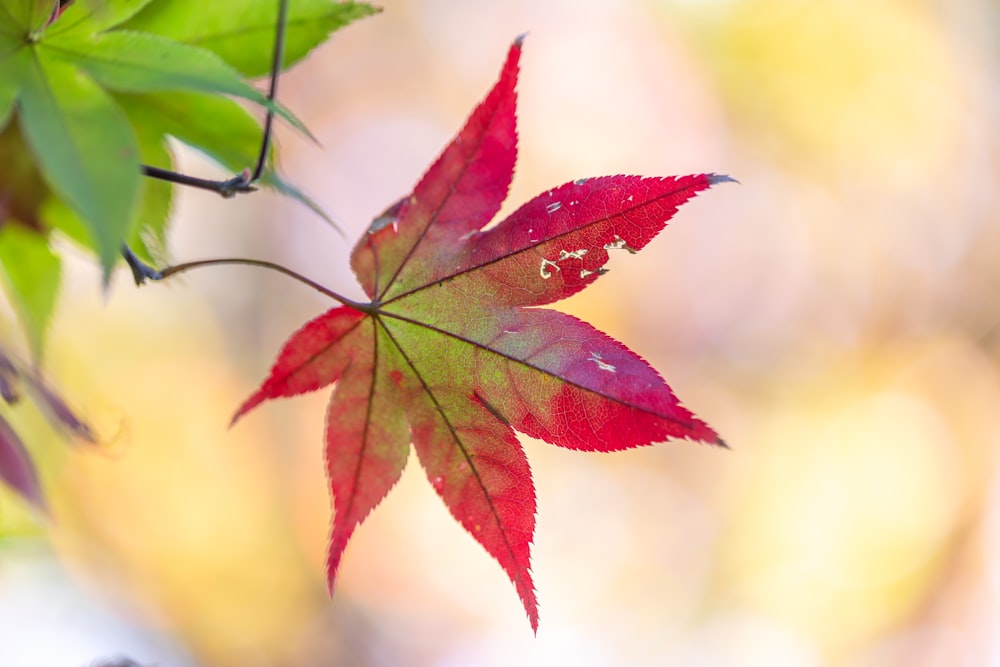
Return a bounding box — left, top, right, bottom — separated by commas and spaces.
1, 0, 998, 665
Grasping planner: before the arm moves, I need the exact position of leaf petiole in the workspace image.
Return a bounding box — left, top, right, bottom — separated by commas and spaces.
131, 252, 365, 310
141, 165, 256, 198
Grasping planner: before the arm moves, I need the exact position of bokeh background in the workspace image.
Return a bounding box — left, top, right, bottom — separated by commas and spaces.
2, 0, 999, 665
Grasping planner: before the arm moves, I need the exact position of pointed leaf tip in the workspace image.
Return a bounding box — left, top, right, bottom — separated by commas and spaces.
0, 414, 48, 514
708, 173, 739, 185
24, 373, 97, 444
351, 36, 523, 299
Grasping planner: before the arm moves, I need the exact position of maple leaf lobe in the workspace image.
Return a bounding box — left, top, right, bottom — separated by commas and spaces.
351, 38, 522, 301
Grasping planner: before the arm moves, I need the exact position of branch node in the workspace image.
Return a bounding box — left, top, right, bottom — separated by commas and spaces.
121, 245, 163, 286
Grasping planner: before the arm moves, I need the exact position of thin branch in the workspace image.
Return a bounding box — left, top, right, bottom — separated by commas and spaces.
154, 257, 366, 310
138, 0, 289, 195
124, 0, 295, 279
251, 0, 290, 182
141, 165, 255, 198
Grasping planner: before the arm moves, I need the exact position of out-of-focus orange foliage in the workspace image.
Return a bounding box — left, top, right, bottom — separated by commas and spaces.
1, 0, 998, 665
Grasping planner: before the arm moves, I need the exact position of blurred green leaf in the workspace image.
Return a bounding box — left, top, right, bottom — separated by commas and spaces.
1, 0, 337, 309
42, 196, 90, 249
121, 0, 379, 78
48, 0, 157, 35
41, 30, 315, 140
41, 122, 173, 265
0, 226, 60, 360
271, 175, 340, 232
0, 37, 29, 129
119, 91, 338, 231
1, 0, 316, 280
18, 51, 140, 279
121, 100, 173, 261
119, 90, 265, 170
46, 30, 285, 105
0, 0, 54, 33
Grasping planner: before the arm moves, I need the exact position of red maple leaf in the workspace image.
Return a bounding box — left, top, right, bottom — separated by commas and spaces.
234, 38, 728, 631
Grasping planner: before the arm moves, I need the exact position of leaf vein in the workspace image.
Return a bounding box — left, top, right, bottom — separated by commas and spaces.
379, 317, 528, 590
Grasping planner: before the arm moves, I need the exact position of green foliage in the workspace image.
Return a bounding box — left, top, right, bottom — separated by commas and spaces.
0, 226, 60, 360
0, 0, 375, 357
18, 52, 143, 274
121, 0, 378, 78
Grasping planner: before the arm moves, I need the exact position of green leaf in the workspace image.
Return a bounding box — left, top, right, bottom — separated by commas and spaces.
0, 12, 20, 41
42, 31, 313, 140
119, 91, 337, 231
118, 96, 173, 260
41, 122, 173, 264
0, 225, 61, 360
18, 50, 140, 278
0, 0, 54, 33
0, 20, 29, 129
45, 198, 160, 272
119, 90, 266, 170
41, 195, 89, 249
44, 30, 280, 104
271, 175, 340, 233
120, 0, 379, 78
45, 0, 157, 36
0, 32, 28, 126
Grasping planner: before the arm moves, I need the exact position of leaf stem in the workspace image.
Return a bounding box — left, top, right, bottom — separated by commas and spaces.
251, 0, 289, 183
141, 165, 255, 198
155, 257, 366, 309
